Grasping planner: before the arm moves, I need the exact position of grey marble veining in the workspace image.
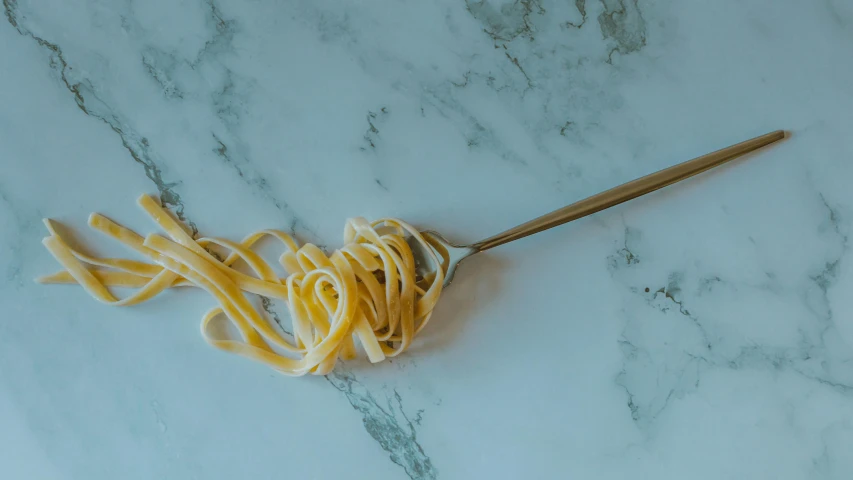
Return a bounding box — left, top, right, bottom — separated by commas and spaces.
1, 0, 852, 478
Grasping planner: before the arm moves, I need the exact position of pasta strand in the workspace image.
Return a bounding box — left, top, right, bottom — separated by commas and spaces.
37, 195, 444, 376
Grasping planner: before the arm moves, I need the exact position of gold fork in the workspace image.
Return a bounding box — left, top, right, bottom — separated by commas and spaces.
406, 130, 787, 286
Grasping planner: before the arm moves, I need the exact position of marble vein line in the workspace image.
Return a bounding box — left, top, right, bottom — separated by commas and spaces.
617, 299, 853, 431
305, 2, 600, 171
447, 0, 609, 165
360, 107, 388, 152
464, 0, 541, 92
421, 87, 528, 165
199, 2, 318, 242
3, 0, 198, 236
299, 0, 643, 192
359, 107, 391, 192
465, 0, 541, 44
606, 225, 641, 273
4, 2, 435, 474
137, 0, 320, 242
597, 0, 647, 63
821, 0, 853, 31
811, 193, 849, 323
566, 0, 588, 28
259, 296, 291, 335
261, 275, 437, 480
0, 184, 42, 286
649, 272, 714, 351
326, 369, 438, 480
210, 132, 320, 243
608, 210, 853, 433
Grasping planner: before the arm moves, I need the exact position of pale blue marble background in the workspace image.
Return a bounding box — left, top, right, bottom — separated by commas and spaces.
1, 0, 852, 479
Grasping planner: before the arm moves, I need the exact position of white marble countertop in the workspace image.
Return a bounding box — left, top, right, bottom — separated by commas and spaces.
2, 0, 852, 478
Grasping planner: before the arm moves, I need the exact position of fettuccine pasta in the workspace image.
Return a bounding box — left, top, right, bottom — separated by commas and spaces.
37, 195, 444, 376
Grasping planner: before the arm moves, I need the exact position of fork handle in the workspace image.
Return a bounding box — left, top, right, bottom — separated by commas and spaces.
470, 130, 786, 252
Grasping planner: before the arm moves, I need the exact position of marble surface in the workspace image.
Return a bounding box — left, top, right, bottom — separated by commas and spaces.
1, 0, 852, 478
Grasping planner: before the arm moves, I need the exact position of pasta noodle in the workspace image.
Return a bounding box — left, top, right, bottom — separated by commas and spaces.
37, 194, 445, 376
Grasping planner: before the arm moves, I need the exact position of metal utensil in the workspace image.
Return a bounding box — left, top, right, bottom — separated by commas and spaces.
406, 130, 786, 287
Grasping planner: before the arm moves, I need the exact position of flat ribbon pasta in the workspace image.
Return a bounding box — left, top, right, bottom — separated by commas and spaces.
38, 195, 444, 376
